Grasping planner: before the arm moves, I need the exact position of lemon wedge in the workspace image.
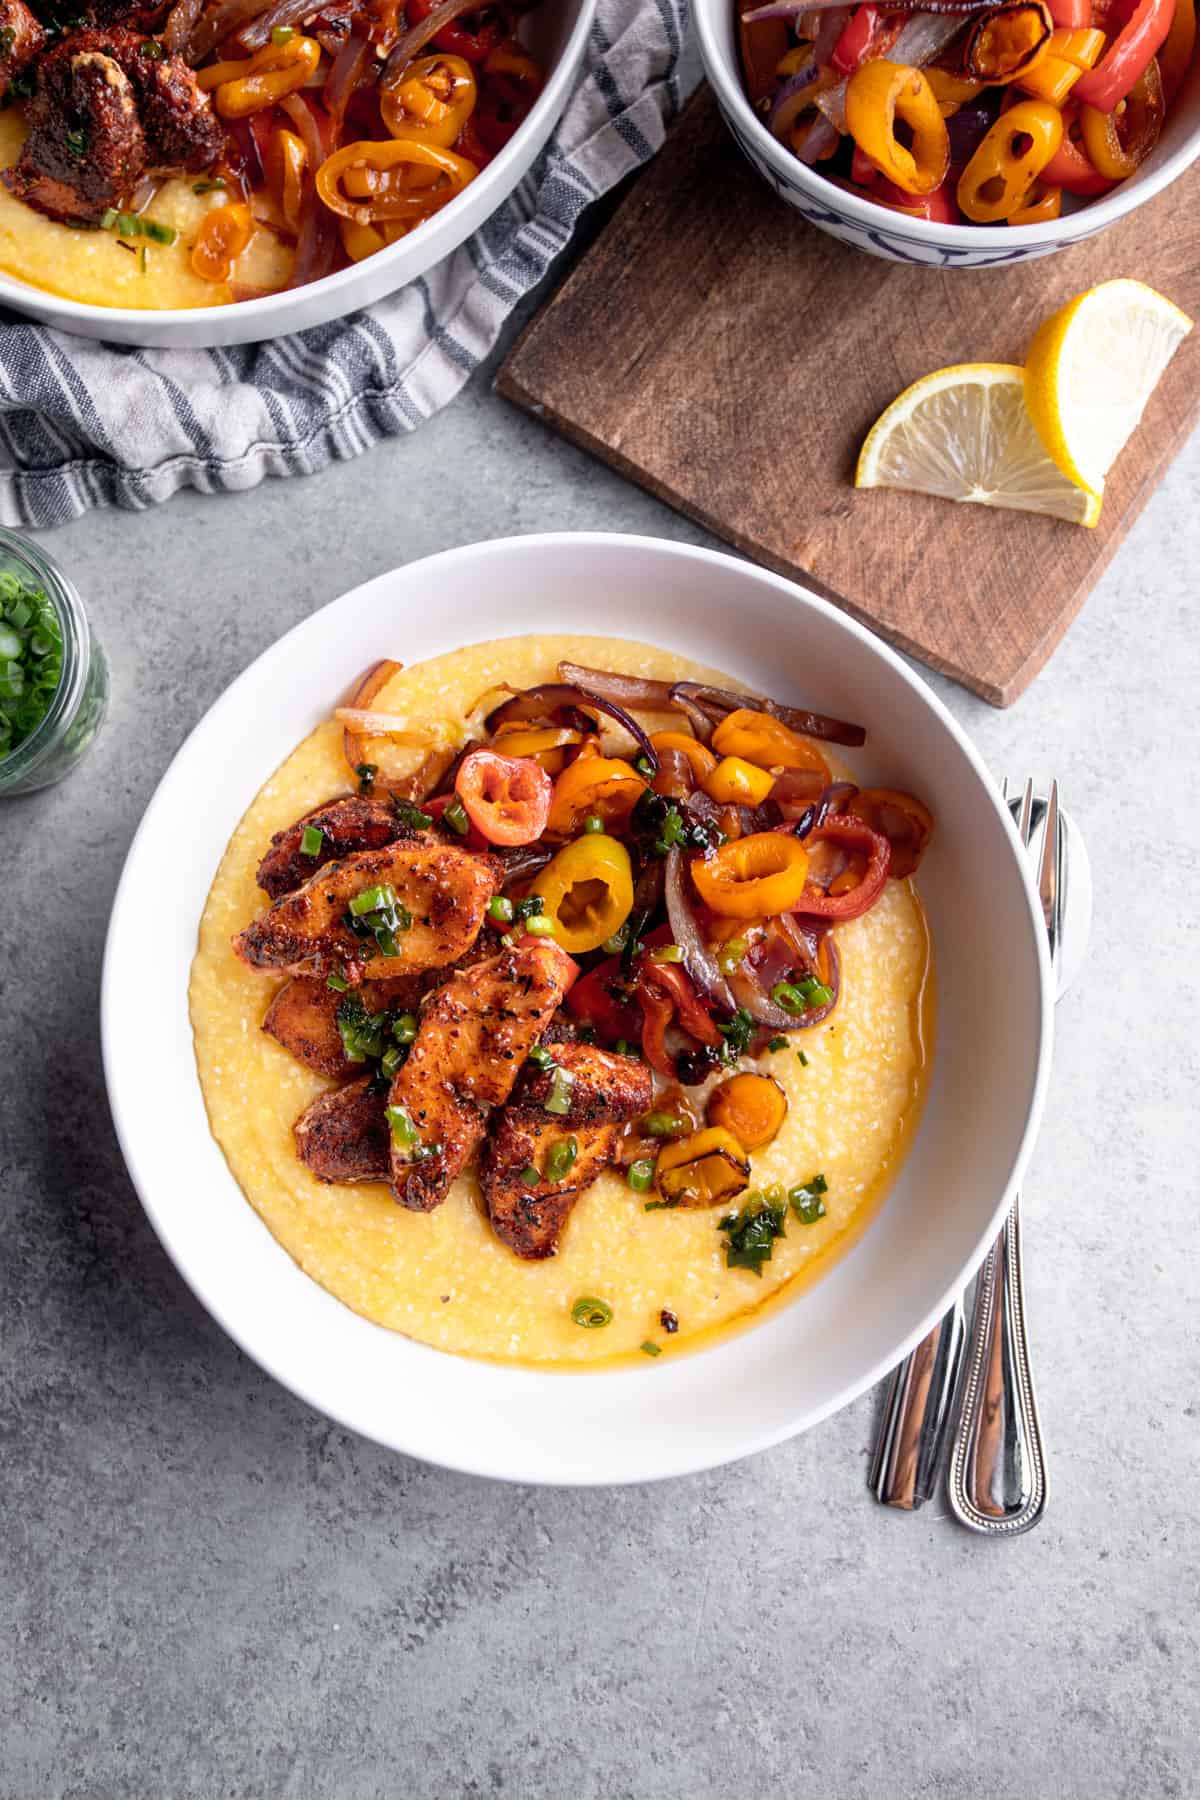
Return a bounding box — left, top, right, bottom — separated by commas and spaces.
1024, 279, 1193, 499
855, 362, 1101, 527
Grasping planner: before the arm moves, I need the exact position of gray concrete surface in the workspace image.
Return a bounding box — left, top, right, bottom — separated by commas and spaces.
4, 321, 1198, 1799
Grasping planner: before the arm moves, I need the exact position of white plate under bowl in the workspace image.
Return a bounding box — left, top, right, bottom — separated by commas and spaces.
0, 0, 594, 347
101, 532, 1053, 1485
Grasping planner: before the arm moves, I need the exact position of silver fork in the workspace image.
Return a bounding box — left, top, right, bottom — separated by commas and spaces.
945, 780, 1060, 1535
870, 781, 1062, 1531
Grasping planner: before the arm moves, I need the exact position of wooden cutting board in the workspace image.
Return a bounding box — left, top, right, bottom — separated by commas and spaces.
498, 86, 1200, 705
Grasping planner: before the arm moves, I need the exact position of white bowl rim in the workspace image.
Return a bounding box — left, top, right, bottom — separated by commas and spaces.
0, 0, 595, 331
694, 0, 1200, 253
100, 530, 1054, 1485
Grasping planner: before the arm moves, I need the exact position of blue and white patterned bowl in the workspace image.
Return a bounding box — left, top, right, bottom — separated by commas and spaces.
695, 0, 1200, 267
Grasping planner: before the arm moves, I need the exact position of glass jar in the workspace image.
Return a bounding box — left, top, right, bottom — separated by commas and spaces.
0, 528, 109, 796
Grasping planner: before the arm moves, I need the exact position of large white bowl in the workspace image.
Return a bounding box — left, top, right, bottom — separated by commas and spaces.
696, 0, 1200, 267
102, 532, 1053, 1485
0, 0, 593, 347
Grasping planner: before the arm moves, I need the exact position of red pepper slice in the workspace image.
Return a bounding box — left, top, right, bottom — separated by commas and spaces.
565, 924, 672, 1043
640, 961, 723, 1047
833, 5, 905, 74
1072, 0, 1173, 108
794, 814, 891, 919
454, 748, 551, 846
1041, 103, 1119, 190
407, 0, 503, 63
1048, 0, 1092, 22
636, 972, 677, 1077
847, 787, 934, 878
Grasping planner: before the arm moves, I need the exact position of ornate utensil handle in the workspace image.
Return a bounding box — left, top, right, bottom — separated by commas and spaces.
870, 1299, 964, 1509
946, 1196, 1046, 1535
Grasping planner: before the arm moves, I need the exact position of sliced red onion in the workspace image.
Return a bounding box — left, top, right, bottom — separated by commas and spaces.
323, 27, 371, 127
238, 0, 319, 49
383, 0, 486, 81
498, 844, 555, 887
653, 747, 696, 801
796, 112, 841, 163
669, 680, 866, 748
768, 63, 821, 140
667, 683, 717, 742
188, 0, 278, 61
743, 0, 812, 18
731, 922, 841, 1029
946, 98, 1003, 169
163, 0, 205, 54
665, 849, 737, 1014
485, 684, 659, 771
772, 768, 826, 819
557, 662, 678, 710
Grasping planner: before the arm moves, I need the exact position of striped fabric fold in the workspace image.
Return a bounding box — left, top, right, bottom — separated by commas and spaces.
0, 0, 686, 528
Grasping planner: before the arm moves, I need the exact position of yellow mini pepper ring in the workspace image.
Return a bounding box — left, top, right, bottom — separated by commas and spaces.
316, 138, 478, 226
380, 53, 478, 146
844, 60, 950, 196
206, 34, 321, 118
1079, 59, 1164, 179
957, 100, 1064, 222
690, 832, 810, 920
531, 834, 634, 955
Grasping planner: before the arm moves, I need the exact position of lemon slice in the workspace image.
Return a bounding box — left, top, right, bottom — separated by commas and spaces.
1024, 279, 1193, 499
856, 363, 1101, 527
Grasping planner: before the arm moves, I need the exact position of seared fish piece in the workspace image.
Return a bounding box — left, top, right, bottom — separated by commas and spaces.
388, 940, 575, 1211
234, 842, 502, 983
293, 1077, 390, 1185
263, 973, 428, 1081
256, 794, 402, 900
480, 1044, 653, 1260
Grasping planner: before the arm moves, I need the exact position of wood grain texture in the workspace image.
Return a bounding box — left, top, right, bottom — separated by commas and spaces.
498, 86, 1200, 705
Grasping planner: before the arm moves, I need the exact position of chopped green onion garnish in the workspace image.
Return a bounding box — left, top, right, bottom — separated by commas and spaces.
601, 931, 626, 955
627, 1158, 655, 1193
115, 212, 137, 236
640, 1341, 662, 1357
380, 1045, 402, 1079
528, 1045, 556, 1071
514, 894, 544, 920
326, 969, 350, 992
797, 1050, 809, 1067
767, 1035, 788, 1053
270, 22, 296, 40
0, 567, 63, 761
193, 177, 227, 195
718, 937, 749, 976
442, 798, 470, 835
789, 1174, 828, 1225
770, 982, 807, 1014
138, 218, 176, 245
520, 1164, 541, 1187
544, 1065, 574, 1116
350, 884, 391, 916
614, 1038, 639, 1059
393, 799, 433, 830
336, 995, 387, 1064
582, 814, 604, 833
571, 1296, 613, 1329
392, 1012, 418, 1045
523, 914, 555, 937
356, 762, 376, 792
386, 1104, 419, 1150
99, 207, 118, 230
644, 1111, 690, 1138
487, 895, 515, 925
719, 1193, 787, 1275
544, 1135, 578, 1183
300, 824, 324, 858
649, 945, 683, 963
634, 755, 654, 776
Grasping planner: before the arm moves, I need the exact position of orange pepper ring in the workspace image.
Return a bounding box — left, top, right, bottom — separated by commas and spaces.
1079, 58, 1164, 178
315, 138, 478, 226
845, 60, 950, 196
957, 98, 1064, 220
381, 52, 478, 145
690, 832, 810, 920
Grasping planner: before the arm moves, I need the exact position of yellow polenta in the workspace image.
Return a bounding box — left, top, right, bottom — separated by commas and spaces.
190, 637, 934, 1367
0, 109, 290, 309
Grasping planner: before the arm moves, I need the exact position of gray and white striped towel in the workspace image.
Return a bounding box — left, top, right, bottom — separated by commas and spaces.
0, 0, 686, 528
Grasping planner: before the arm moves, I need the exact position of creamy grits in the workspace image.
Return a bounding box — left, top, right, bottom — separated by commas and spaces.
190, 636, 934, 1366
